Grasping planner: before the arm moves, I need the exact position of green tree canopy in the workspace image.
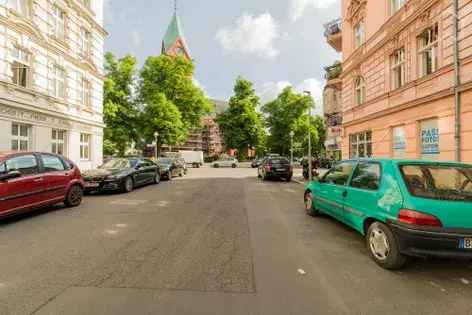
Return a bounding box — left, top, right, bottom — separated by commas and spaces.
103, 52, 139, 156
262, 87, 325, 156
139, 55, 212, 129
217, 77, 266, 159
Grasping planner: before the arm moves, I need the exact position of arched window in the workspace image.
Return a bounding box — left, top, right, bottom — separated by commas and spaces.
355, 77, 366, 105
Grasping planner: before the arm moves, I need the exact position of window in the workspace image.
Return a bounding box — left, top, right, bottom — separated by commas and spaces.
52, 5, 66, 41
391, 48, 405, 89
78, 74, 91, 107
323, 162, 354, 186
52, 129, 66, 155
355, 77, 366, 105
392, 126, 406, 158
5, 155, 38, 176
52, 65, 66, 98
41, 154, 65, 172
350, 131, 372, 158
400, 165, 472, 201
9, 0, 32, 18
11, 46, 30, 88
350, 162, 381, 191
354, 22, 365, 48
81, 0, 91, 9
11, 123, 30, 151
80, 133, 91, 160
418, 24, 438, 77
0, 162, 6, 173
79, 27, 91, 58
390, 0, 405, 15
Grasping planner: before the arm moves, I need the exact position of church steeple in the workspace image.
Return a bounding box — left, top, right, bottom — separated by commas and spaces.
161, 1, 191, 60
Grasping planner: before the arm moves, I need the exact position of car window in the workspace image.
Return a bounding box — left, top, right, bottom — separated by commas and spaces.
323, 162, 354, 186
5, 155, 38, 176
41, 155, 65, 172
0, 162, 6, 173
350, 162, 381, 191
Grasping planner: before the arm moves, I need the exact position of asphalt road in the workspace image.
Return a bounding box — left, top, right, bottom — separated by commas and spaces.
0, 167, 471, 315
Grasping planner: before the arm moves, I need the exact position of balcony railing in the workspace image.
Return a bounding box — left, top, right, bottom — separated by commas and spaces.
324, 18, 342, 38
324, 61, 342, 81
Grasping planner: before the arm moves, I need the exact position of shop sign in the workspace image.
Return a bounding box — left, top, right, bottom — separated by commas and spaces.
421, 120, 439, 155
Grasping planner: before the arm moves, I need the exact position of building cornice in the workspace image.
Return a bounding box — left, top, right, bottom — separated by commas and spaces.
66, 0, 108, 37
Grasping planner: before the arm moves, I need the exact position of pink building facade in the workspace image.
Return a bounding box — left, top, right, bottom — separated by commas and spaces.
334, 0, 472, 162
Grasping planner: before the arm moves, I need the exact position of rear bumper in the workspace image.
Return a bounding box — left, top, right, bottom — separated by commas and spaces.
389, 222, 472, 258
266, 171, 293, 178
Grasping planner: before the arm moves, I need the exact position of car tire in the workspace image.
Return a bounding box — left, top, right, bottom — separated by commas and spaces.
179, 170, 184, 177
232, 164, 237, 168
214, 164, 219, 168
153, 172, 161, 184
286, 176, 292, 182
366, 222, 407, 270
122, 176, 134, 193
65, 185, 83, 207
304, 191, 319, 217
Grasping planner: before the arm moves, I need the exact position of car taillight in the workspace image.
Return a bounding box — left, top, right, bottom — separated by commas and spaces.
398, 209, 442, 227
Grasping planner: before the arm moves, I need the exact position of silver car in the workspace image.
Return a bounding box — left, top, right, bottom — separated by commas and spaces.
212, 157, 239, 168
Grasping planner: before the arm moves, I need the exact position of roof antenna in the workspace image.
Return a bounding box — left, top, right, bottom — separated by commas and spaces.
174, 0, 177, 13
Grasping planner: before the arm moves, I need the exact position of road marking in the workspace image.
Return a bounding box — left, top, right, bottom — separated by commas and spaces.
460, 278, 470, 285
105, 229, 119, 235
297, 269, 306, 275
110, 199, 148, 206
157, 201, 170, 207
284, 188, 296, 193
428, 281, 446, 292
115, 224, 128, 228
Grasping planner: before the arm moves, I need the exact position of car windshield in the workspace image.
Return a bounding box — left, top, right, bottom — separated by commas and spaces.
158, 158, 173, 165
100, 158, 135, 169
269, 158, 289, 165
400, 164, 472, 202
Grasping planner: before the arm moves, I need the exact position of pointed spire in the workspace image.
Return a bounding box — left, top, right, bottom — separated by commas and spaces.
161, 1, 191, 59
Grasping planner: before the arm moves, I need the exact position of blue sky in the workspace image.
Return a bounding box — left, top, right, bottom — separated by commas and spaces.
104, 0, 340, 115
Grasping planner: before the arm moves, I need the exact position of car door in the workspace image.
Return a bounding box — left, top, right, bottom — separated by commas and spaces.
343, 162, 382, 233
134, 160, 148, 185
315, 161, 355, 220
143, 159, 157, 182
39, 154, 71, 200
0, 154, 47, 214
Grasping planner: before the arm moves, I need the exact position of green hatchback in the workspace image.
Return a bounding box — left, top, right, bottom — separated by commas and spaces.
304, 159, 472, 269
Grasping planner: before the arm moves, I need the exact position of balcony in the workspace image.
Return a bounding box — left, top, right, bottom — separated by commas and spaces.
324, 61, 342, 88
324, 18, 342, 52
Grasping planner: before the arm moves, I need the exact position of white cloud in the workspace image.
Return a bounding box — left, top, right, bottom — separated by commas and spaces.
290, 0, 338, 22
216, 13, 279, 59
257, 78, 324, 116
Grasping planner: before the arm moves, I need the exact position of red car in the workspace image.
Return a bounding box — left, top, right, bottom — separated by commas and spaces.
0, 152, 84, 218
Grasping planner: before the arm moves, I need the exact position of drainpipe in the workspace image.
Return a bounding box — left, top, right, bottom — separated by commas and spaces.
453, 0, 461, 162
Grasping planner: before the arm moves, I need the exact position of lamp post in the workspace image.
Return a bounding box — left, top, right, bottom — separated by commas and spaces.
303, 91, 313, 181
289, 131, 294, 165
154, 131, 159, 160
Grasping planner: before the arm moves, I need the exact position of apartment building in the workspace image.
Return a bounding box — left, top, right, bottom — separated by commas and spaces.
334, 0, 472, 162
0, 0, 106, 170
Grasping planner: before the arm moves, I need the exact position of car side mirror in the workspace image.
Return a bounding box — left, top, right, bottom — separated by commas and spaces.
0, 170, 22, 181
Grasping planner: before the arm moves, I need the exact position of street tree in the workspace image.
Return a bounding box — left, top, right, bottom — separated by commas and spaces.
262, 87, 325, 156
139, 55, 212, 129
103, 52, 139, 156
140, 93, 186, 155
217, 77, 265, 159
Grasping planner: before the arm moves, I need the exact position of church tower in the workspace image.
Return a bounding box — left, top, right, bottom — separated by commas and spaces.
161, 1, 191, 60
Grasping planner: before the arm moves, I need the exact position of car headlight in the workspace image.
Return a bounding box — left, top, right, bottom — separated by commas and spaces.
106, 175, 121, 180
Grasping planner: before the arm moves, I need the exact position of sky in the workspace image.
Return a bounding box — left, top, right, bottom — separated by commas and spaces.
104, 0, 341, 115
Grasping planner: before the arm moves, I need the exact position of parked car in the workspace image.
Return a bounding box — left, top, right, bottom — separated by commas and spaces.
157, 158, 185, 180
213, 157, 238, 168
0, 152, 84, 218
82, 157, 160, 193
304, 159, 472, 270
258, 157, 293, 181
251, 158, 263, 168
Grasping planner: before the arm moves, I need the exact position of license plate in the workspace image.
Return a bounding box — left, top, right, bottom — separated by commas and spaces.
85, 182, 100, 188
276, 168, 285, 171
459, 238, 472, 249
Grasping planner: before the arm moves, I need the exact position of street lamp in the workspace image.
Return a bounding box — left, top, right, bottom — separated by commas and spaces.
289, 131, 294, 165
303, 90, 313, 181
154, 131, 159, 160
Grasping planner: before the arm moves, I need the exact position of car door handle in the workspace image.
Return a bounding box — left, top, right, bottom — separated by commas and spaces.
342, 190, 348, 198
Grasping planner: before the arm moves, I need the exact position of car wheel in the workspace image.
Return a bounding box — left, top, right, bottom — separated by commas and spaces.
232, 164, 237, 168
286, 176, 292, 182
214, 164, 219, 168
179, 170, 184, 177
153, 172, 161, 184
304, 191, 319, 217
366, 222, 407, 270
65, 185, 83, 207
122, 176, 134, 193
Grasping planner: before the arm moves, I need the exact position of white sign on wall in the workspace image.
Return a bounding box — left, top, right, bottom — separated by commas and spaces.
421, 119, 439, 158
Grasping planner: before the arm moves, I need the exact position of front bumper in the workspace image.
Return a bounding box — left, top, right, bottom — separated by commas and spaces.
84, 179, 122, 192
389, 222, 472, 258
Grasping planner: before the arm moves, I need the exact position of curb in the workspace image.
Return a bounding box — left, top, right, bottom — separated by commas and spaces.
293, 178, 305, 185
